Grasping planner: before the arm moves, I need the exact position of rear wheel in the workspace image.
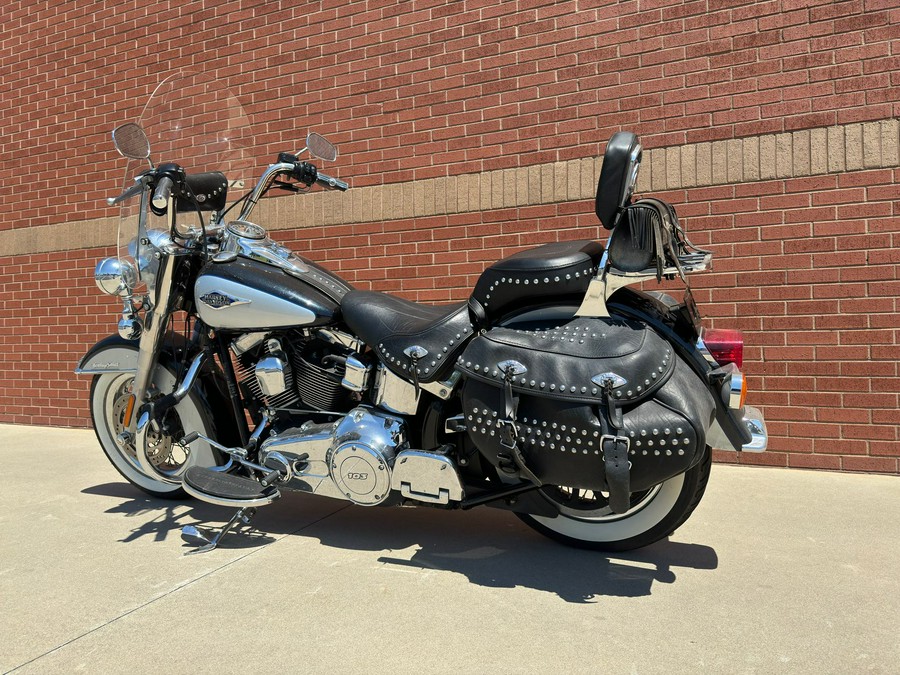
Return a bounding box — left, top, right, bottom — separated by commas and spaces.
517, 446, 711, 551
90, 366, 220, 499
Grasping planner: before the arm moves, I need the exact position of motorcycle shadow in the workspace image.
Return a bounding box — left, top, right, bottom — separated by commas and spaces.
83, 484, 718, 601
82, 482, 280, 550
277, 492, 720, 603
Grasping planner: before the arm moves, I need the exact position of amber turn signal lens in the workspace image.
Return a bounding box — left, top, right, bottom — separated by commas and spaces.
123, 394, 136, 428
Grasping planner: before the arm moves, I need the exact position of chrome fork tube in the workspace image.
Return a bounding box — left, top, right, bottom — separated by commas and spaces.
133, 248, 181, 482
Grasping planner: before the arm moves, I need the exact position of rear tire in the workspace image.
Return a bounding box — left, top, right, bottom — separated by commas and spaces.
517, 446, 712, 551
90, 366, 220, 499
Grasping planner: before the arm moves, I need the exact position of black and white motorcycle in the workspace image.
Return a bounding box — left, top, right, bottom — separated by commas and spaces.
77, 72, 767, 554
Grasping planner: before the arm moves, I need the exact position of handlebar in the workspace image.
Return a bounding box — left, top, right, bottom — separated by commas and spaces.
151, 176, 174, 210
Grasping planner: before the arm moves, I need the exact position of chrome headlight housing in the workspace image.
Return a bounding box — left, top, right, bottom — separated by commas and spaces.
94, 257, 138, 296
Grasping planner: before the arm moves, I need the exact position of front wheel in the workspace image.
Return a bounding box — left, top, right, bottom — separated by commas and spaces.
517, 446, 712, 551
90, 366, 220, 499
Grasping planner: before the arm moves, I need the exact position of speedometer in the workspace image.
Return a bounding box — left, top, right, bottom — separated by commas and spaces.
226, 220, 267, 240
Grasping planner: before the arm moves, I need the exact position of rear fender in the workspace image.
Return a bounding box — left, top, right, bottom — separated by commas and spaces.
605, 288, 753, 451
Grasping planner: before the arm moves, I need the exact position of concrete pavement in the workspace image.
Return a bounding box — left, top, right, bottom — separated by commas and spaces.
1, 423, 898, 674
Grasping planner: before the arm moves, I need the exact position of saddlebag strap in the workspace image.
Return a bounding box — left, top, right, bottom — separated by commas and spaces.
603, 384, 624, 429
602, 435, 631, 514
498, 368, 542, 486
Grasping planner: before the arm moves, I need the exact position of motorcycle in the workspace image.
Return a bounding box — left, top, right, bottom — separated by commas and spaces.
77, 72, 767, 555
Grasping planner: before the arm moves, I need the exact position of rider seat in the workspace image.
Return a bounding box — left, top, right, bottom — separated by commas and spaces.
341, 291, 474, 384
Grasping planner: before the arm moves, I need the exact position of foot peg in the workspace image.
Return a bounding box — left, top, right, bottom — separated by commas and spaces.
182, 465, 281, 508
181, 507, 257, 555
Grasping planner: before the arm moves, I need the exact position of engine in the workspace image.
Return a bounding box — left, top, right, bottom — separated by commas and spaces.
258, 406, 464, 507
231, 330, 356, 412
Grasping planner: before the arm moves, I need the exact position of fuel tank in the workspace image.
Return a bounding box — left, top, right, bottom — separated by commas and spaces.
194, 256, 352, 330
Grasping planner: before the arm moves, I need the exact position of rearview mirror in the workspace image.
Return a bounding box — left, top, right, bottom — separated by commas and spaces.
306, 132, 338, 162
112, 123, 151, 161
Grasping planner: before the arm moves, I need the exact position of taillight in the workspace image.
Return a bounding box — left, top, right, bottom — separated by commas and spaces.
701, 328, 744, 369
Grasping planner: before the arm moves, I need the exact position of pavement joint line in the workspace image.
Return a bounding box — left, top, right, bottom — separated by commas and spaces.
5, 502, 351, 674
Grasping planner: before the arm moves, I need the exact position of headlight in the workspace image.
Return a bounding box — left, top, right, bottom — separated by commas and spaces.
94, 257, 137, 296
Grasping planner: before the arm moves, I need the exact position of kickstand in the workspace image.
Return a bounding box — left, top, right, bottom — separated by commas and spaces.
181, 507, 257, 555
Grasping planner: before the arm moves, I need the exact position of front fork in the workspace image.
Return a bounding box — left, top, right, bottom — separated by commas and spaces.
131, 251, 189, 484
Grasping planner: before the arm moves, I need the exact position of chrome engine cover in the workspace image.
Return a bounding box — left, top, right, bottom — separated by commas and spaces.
327, 408, 405, 505
258, 406, 407, 506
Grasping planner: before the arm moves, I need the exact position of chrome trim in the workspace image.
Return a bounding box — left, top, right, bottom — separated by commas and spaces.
341, 353, 372, 392
444, 414, 466, 433
625, 143, 642, 203
498, 360, 527, 377
230, 331, 268, 356
255, 355, 288, 397
591, 372, 627, 389
741, 405, 768, 453
695, 330, 721, 367
117, 315, 143, 340
172, 351, 207, 402
403, 345, 428, 360
182, 480, 279, 508
259, 421, 344, 500
254, 339, 289, 397
374, 365, 420, 415
75, 346, 139, 374
328, 407, 407, 506
576, 232, 714, 318
708, 362, 744, 410
419, 370, 461, 400
317, 329, 363, 352
391, 450, 464, 505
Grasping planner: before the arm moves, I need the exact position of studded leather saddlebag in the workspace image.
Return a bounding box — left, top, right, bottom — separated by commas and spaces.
457, 317, 715, 508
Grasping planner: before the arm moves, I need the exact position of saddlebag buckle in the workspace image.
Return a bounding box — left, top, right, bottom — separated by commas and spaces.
601, 434, 631, 514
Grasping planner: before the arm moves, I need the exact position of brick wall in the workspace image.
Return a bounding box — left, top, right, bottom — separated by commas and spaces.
0, 0, 897, 472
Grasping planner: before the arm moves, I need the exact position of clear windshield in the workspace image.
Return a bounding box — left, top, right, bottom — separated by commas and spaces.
117, 70, 258, 289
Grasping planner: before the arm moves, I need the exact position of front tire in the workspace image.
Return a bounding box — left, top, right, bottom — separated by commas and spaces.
90, 367, 220, 499
518, 446, 712, 551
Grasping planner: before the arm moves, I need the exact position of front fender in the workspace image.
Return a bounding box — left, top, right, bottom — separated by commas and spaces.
76, 333, 243, 448
75, 335, 140, 374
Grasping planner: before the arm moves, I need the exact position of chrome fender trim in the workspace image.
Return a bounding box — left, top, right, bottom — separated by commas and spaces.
75, 338, 139, 374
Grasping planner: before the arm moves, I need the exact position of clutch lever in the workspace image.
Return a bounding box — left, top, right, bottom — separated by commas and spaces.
106, 172, 152, 206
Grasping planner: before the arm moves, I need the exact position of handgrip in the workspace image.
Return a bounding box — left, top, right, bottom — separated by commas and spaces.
152, 176, 174, 210
316, 172, 349, 191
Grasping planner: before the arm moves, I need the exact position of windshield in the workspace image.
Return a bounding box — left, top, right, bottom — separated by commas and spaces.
117, 70, 258, 289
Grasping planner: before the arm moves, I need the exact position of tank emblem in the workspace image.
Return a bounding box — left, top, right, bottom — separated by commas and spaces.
199, 291, 251, 310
